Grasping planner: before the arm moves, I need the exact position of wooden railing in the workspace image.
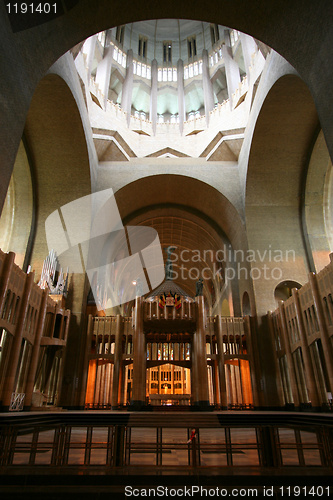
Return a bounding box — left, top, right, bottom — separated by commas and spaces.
144, 297, 196, 322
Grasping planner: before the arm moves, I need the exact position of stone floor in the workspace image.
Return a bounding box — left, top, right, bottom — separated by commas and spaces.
10, 422, 322, 467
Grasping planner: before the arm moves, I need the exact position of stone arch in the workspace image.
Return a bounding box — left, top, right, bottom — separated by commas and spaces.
245, 74, 319, 316
113, 174, 251, 316
23, 73, 92, 275
242, 291, 251, 316
274, 280, 302, 305
0, 140, 33, 270
221, 299, 230, 316
8, 2, 333, 83
22, 73, 92, 407
304, 129, 333, 272
245, 74, 319, 406
3, 2, 333, 217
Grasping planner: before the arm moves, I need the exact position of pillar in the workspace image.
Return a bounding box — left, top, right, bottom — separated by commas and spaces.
291, 290, 321, 407
2, 272, 35, 408
118, 363, 126, 406
202, 49, 215, 126
239, 32, 257, 76
216, 316, 227, 409
235, 360, 242, 403
308, 273, 333, 392
83, 34, 97, 78
78, 314, 94, 407
111, 314, 124, 409
212, 359, 220, 407
243, 316, 260, 407
121, 49, 134, 127
222, 30, 241, 106
171, 364, 174, 396
95, 30, 113, 108
192, 296, 210, 408
131, 296, 146, 408
24, 289, 48, 408
177, 58, 186, 134
278, 301, 302, 407
267, 312, 286, 407
191, 338, 198, 404
149, 58, 158, 135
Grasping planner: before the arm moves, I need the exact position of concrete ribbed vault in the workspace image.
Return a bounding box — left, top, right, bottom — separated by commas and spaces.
114, 174, 253, 315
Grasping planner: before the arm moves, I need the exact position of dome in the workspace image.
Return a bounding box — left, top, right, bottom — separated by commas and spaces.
83, 19, 254, 130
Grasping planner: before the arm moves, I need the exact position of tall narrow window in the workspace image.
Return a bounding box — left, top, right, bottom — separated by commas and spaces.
97, 31, 106, 47
210, 24, 220, 45
230, 29, 240, 46
138, 35, 148, 59
163, 41, 172, 63
187, 36, 197, 59
116, 25, 125, 46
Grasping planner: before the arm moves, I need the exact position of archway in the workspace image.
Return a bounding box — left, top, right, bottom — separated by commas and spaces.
22, 73, 92, 407
245, 74, 318, 406
0, 140, 33, 270
274, 280, 302, 305
245, 74, 318, 315
114, 174, 250, 316
305, 129, 333, 272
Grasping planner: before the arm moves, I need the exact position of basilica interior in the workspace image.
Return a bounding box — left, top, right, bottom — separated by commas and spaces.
0, 1, 333, 496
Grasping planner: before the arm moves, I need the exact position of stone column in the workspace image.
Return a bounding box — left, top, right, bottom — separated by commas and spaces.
291, 290, 320, 407
225, 364, 232, 405
79, 314, 94, 408
95, 30, 114, 108
2, 272, 35, 408
131, 296, 146, 408
192, 296, 210, 408
308, 273, 333, 392
0, 251, 15, 316
121, 49, 134, 127
83, 34, 97, 78
111, 314, 124, 409
171, 364, 174, 395
243, 315, 260, 407
158, 365, 162, 395
177, 58, 186, 134
240, 32, 257, 76
215, 316, 227, 409
202, 49, 215, 126
118, 363, 126, 406
278, 301, 301, 407
212, 359, 220, 406
191, 338, 198, 404
24, 289, 48, 408
149, 58, 158, 135
222, 30, 241, 106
